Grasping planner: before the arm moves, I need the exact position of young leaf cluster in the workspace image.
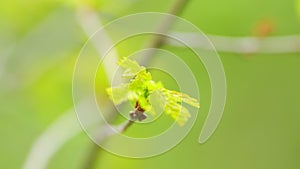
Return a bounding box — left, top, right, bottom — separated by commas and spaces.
106, 57, 199, 126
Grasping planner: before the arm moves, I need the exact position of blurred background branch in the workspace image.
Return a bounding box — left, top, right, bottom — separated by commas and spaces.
76, 0, 191, 168
1, 0, 299, 169
167, 32, 300, 54
20, 0, 300, 168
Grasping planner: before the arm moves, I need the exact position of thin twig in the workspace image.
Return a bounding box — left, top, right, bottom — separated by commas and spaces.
80, 143, 100, 169
167, 32, 300, 54
76, 6, 119, 82
120, 120, 134, 132
77, 0, 191, 168
22, 109, 83, 169
80, 120, 133, 169
140, 0, 190, 65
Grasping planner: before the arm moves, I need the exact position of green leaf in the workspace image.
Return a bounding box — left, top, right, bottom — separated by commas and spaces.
171, 90, 200, 108
118, 57, 145, 78
159, 89, 198, 126
148, 90, 166, 116
106, 57, 200, 126
106, 83, 129, 105
164, 100, 191, 126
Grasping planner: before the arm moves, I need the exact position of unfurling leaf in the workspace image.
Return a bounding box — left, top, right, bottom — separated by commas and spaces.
106, 57, 200, 126
106, 83, 129, 105
148, 90, 166, 116
118, 57, 145, 78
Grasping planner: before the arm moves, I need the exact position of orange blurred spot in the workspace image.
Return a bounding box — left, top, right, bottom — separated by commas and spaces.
252, 19, 275, 37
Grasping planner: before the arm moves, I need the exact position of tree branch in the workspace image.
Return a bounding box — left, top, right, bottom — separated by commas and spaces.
140, 0, 190, 65
80, 119, 133, 169
76, 0, 191, 168
167, 32, 300, 54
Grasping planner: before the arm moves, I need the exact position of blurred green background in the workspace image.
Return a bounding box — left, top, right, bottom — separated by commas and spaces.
1, 0, 300, 169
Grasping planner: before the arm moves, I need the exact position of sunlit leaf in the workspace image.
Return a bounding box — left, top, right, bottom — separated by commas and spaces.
106, 57, 200, 126
149, 90, 165, 116
106, 83, 129, 105
118, 57, 145, 78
